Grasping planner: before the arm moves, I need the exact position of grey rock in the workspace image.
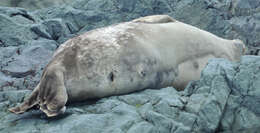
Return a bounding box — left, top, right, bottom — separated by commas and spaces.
0, 90, 30, 103
219, 56, 260, 132
31, 18, 72, 44
184, 59, 233, 132
1, 39, 57, 90
0, 14, 36, 47
0, 0, 75, 11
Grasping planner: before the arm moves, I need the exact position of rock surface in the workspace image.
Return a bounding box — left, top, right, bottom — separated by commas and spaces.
0, 0, 260, 133
0, 0, 74, 11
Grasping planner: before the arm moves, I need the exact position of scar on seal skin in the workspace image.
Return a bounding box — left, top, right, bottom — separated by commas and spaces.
9, 15, 246, 117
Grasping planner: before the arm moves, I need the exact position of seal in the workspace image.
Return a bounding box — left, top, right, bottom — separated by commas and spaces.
9, 15, 245, 117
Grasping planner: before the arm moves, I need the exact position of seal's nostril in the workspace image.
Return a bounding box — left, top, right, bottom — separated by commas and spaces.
140, 71, 146, 77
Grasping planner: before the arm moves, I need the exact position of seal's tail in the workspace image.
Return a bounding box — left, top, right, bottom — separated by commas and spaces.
9, 65, 68, 117
8, 84, 40, 114
37, 67, 68, 117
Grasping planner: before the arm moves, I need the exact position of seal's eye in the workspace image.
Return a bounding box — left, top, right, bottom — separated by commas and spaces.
108, 72, 114, 82
140, 71, 146, 77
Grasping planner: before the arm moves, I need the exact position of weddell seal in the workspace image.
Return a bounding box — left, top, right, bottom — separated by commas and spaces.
9, 15, 246, 117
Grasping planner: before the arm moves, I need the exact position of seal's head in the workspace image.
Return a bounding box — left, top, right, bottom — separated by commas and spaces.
233, 39, 247, 55
231, 39, 246, 62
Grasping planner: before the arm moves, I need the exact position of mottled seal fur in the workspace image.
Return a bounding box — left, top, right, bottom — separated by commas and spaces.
9, 15, 245, 117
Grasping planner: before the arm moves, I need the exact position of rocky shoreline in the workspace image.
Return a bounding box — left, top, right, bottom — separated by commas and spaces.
0, 0, 259, 132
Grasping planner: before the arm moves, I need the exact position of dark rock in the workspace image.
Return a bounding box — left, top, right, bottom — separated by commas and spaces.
31, 19, 71, 43
0, 0, 75, 11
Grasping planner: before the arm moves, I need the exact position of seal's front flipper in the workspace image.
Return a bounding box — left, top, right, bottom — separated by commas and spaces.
9, 84, 40, 114
132, 15, 176, 24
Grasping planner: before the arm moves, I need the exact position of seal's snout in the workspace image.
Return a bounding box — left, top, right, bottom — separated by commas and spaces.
233, 39, 247, 55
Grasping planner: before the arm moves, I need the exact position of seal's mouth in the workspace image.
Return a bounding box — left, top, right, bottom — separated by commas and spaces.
242, 44, 248, 55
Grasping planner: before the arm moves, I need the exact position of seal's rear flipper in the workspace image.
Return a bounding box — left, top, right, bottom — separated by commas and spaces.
8, 84, 40, 114
38, 68, 68, 117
